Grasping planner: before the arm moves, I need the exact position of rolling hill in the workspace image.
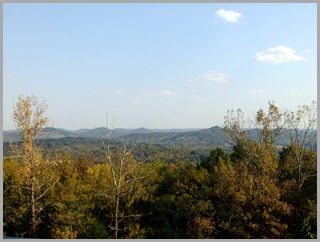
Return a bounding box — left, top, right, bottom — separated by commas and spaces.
3, 126, 316, 151
3, 127, 200, 142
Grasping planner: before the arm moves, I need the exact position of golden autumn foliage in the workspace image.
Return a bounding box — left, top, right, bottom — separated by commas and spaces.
7, 95, 59, 238
3, 97, 316, 239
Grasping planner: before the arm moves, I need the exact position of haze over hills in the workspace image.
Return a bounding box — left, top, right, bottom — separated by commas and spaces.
3, 126, 317, 151
3, 127, 202, 142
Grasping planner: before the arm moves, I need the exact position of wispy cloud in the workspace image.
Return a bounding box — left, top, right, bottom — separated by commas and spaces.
215, 9, 242, 23
160, 90, 177, 96
190, 71, 230, 84
248, 89, 264, 94
203, 72, 229, 83
254, 46, 306, 64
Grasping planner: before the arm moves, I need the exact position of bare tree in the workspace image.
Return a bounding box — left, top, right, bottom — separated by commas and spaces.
11, 95, 59, 237
283, 101, 317, 188
98, 121, 152, 239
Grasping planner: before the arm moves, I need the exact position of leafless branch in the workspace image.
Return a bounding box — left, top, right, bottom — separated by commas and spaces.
34, 178, 59, 203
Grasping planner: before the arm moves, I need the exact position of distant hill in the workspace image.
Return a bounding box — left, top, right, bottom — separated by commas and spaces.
3, 130, 21, 142
116, 131, 181, 144
38, 127, 78, 139
3, 126, 316, 151
3, 127, 78, 142
161, 126, 228, 147
3, 127, 200, 142
75, 127, 200, 139
74, 127, 109, 138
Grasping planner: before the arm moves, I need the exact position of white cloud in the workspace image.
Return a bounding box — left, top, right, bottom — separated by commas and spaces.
248, 89, 264, 94
203, 72, 229, 83
189, 71, 230, 84
160, 90, 177, 96
254, 46, 306, 64
215, 9, 242, 23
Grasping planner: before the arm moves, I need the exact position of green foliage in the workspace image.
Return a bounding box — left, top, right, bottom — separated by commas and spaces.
200, 146, 230, 173
3, 158, 29, 237
145, 162, 216, 239
301, 199, 317, 239
84, 220, 109, 239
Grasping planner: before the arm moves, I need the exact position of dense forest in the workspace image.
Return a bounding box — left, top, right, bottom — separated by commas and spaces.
3, 95, 317, 239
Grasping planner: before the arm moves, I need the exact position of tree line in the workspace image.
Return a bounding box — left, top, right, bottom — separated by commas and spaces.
3, 95, 317, 239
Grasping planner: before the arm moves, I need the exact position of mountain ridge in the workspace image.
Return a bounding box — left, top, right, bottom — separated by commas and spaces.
3, 126, 317, 151
3, 127, 203, 142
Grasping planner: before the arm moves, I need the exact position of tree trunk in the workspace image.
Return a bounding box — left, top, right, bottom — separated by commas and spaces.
29, 180, 37, 238
115, 188, 120, 239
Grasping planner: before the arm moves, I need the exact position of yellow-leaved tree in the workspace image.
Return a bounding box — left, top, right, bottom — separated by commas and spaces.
10, 95, 59, 238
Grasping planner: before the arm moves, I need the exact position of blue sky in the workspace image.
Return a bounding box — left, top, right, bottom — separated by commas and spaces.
3, 3, 317, 130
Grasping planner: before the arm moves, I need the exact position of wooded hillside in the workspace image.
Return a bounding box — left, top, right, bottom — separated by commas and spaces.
3, 96, 317, 239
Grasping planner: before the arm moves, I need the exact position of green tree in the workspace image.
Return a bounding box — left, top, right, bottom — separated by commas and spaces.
45, 152, 96, 239
278, 145, 317, 238
3, 158, 28, 237
148, 162, 216, 239
200, 146, 230, 173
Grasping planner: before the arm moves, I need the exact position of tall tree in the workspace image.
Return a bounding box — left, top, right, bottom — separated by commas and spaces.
11, 95, 59, 237
223, 104, 279, 177
283, 101, 317, 189
222, 101, 317, 238
223, 101, 317, 181
98, 128, 153, 239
